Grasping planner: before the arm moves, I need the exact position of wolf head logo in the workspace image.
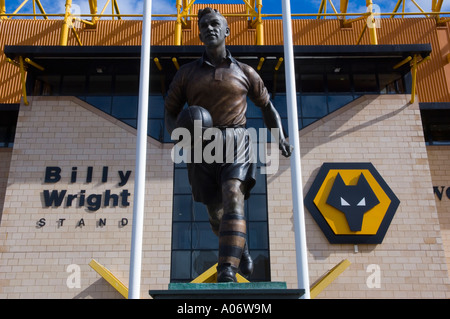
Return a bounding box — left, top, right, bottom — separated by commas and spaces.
326, 173, 380, 232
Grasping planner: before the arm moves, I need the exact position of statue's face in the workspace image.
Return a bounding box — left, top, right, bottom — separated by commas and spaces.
198, 12, 230, 47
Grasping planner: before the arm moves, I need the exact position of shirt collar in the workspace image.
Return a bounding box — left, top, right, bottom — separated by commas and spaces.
199, 49, 238, 67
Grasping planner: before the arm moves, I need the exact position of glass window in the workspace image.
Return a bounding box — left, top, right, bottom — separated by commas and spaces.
149, 95, 165, 118
192, 222, 219, 249
248, 222, 269, 250
148, 119, 165, 142
248, 194, 267, 221
302, 118, 319, 127
0, 126, 8, 147
171, 251, 191, 280
191, 250, 218, 279
327, 95, 354, 113
174, 168, 191, 194
246, 98, 261, 118
61, 75, 86, 95
193, 201, 209, 221
301, 74, 324, 93
0, 110, 18, 148
170, 165, 270, 282
272, 94, 288, 118
112, 96, 138, 118
249, 250, 270, 281
327, 73, 351, 92
115, 75, 139, 95
428, 124, 450, 144
353, 74, 378, 92
88, 75, 112, 95
85, 96, 112, 114
172, 222, 191, 249
36, 75, 61, 96
379, 74, 405, 94
301, 95, 327, 118
173, 195, 192, 221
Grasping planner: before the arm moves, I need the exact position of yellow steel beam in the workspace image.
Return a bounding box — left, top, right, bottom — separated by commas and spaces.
172, 57, 180, 70
417, 55, 431, 67
34, 0, 48, 19
274, 57, 283, 71
436, 0, 444, 12
255, 0, 264, 45
154, 58, 163, 71
438, 17, 450, 23
100, 0, 111, 16
393, 56, 412, 69
175, 0, 183, 45
24, 57, 44, 71
6, 58, 20, 67
89, 0, 98, 23
182, 0, 196, 16
343, 13, 369, 27
410, 54, 418, 104
409, 55, 430, 104
19, 56, 29, 106
60, 0, 72, 46
328, 0, 338, 15
317, 0, 326, 19
435, 0, 444, 22
0, 0, 5, 19
340, 0, 348, 17
174, 0, 196, 45
410, 0, 429, 17
89, 0, 97, 14
10, 0, 30, 16
366, 0, 378, 45
191, 263, 249, 283
257, 57, 265, 71
4, 11, 450, 20
390, 0, 403, 18
112, 0, 121, 20
89, 259, 128, 298
310, 259, 351, 299
243, 0, 257, 15
71, 27, 83, 46
356, 23, 367, 45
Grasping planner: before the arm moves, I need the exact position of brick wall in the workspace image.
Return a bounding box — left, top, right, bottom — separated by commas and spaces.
0, 148, 12, 222
427, 146, 450, 274
268, 95, 450, 298
0, 97, 173, 298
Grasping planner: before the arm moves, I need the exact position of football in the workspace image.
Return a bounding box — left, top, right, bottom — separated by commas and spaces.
176, 105, 213, 135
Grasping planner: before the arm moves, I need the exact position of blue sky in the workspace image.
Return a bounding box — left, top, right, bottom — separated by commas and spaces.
3, 0, 448, 18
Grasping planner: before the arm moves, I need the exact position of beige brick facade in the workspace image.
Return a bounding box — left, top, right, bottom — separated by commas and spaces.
0, 94, 449, 298
427, 146, 450, 274
0, 96, 173, 298
267, 95, 450, 298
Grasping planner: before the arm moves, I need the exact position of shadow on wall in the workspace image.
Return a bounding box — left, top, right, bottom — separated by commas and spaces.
73, 278, 125, 299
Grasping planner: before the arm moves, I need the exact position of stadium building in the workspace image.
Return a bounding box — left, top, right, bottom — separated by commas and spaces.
0, 0, 449, 298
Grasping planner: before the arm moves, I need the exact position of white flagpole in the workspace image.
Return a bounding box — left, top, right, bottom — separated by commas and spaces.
281, 0, 310, 299
128, 0, 152, 299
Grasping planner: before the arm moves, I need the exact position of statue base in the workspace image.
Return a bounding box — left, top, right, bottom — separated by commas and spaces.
149, 282, 304, 299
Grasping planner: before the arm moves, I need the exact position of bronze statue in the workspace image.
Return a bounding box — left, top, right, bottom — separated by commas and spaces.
165, 7, 292, 282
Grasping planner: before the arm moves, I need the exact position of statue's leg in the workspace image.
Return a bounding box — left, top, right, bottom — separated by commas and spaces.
206, 202, 223, 237
216, 178, 247, 282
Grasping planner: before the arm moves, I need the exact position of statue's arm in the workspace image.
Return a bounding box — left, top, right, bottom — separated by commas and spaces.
261, 101, 293, 158
164, 69, 186, 136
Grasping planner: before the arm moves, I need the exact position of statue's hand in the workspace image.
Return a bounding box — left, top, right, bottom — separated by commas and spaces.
279, 139, 293, 158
